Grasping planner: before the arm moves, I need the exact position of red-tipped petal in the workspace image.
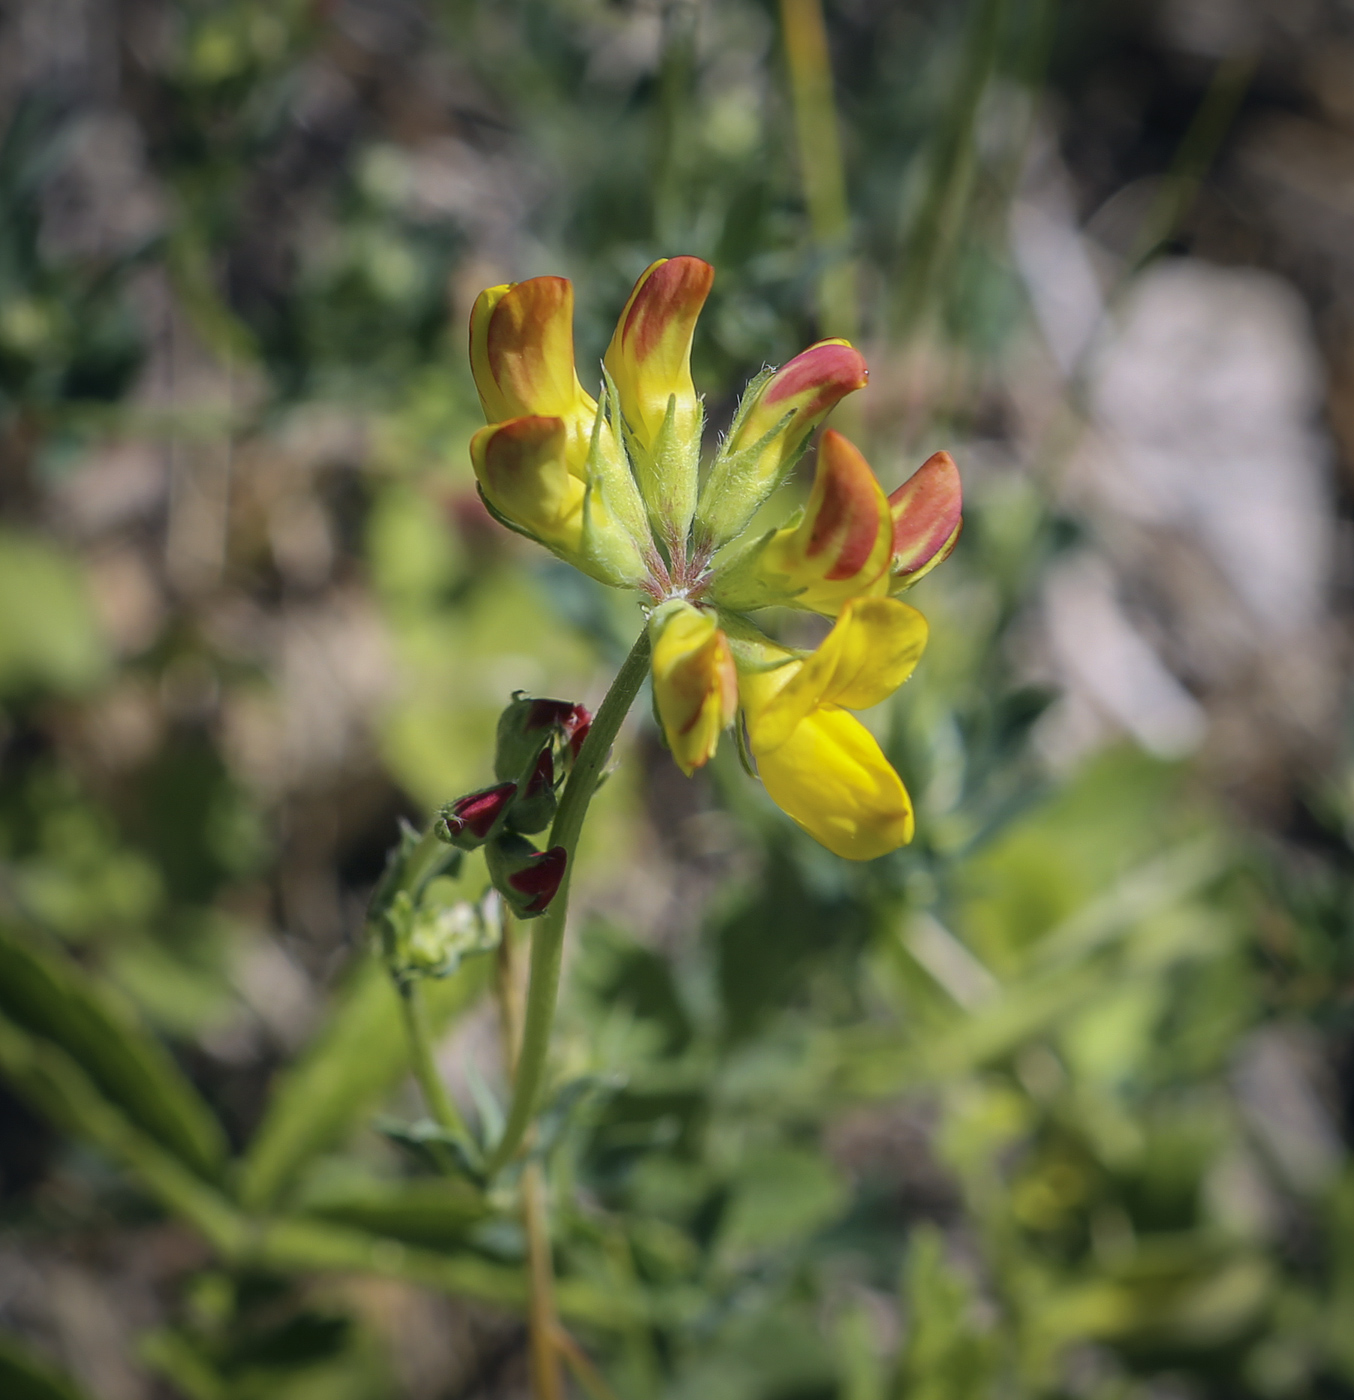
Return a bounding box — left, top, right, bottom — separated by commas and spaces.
476, 277, 583, 421
888, 450, 962, 580
730, 341, 869, 453
618, 257, 714, 368
445, 781, 518, 841
805, 431, 891, 582
508, 846, 568, 914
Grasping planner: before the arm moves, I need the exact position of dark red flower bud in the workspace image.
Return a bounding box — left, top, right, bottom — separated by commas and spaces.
526, 699, 592, 756
526, 746, 554, 797
496, 694, 593, 781
437, 782, 516, 850
508, 746, 557, 835
486, 835, 568, 918
563, 704, 591, 758
509, 846, 567, 914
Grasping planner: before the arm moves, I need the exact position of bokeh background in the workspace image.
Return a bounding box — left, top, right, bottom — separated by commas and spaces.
2, 1, 1354, 1397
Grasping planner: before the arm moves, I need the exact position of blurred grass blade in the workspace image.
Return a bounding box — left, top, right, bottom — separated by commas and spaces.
780, 0, 858, 341
0, 925, 226, 1178
1127, 52, 1257, 274
1031, 836, 1229, 970
239, 951, 490, 1209
0, 1009, 244, 1252
893, 0, 1008, 339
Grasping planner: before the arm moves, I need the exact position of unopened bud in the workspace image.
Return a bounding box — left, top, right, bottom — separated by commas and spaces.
495, 694, 593, 783
436, 782, 516, 850
485, 834, 568, 918
508, 746, 557, 835
888, 450, 962, 590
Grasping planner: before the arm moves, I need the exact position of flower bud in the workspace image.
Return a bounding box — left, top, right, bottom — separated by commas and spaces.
507, 746, 556, 835
888, 450, 962, 590
696, 340, 868, 548
495, 695, 593, 785
649, 600, 737, 775
485, 834, 568, 918
603, 257, 713, 543
437, 782, 517, 850
711, 430, 892, 616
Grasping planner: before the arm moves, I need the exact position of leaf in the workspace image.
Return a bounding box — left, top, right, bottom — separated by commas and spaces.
238, 950, 490, 1210
718, 1147, 846, 1254
295, 1173, 492, 1248
0, 924, 226, 1179
376, 1117, 486, 1182
0, 1335, 91, 1400
0, 530, 107, 698
893, 1225, 1000, 1400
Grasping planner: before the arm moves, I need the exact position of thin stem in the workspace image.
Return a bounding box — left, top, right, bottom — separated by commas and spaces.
525, 1161, 564, 1400
496, 908, 524, 1081
554, 1325, 622, 1400
488, 627, 653, 1175
398, 979, 471, 1143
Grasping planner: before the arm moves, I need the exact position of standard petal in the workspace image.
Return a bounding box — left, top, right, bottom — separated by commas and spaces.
696, 340, 868, 546
747, 596, 928, 754
470, 277, 600, 477
889, 449, 962, 588
711, 430, 893, 615
649, 600, 737, 775
603, 256, 714, 450
470, 416, 584, 552
755, 706, 914, 859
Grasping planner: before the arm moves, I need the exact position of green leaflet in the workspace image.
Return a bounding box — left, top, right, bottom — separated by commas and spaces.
0, 925, 226, 1179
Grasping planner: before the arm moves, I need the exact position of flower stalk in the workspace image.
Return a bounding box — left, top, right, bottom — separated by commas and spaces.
396, 979, 471, 1145
487, 627, 653, 1175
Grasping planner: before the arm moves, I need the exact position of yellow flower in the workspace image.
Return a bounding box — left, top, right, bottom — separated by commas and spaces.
469, 277, 598, 476
648, 600, 737, 776
467, 257, 961, 859
603, 257, 714, 545
734, 598, 928, 860
696, 340, 869, 548
711, 430, 894, 616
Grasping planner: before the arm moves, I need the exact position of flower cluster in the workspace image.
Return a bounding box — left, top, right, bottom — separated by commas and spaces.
468, 258, 961, 860
437, 696, 591, 915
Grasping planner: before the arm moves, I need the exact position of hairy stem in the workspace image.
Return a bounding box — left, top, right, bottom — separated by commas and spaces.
488, 627, 652, 1175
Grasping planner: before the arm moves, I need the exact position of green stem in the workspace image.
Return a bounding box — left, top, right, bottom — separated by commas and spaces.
398, 979, 471, 1143
488, 628, 653, 1175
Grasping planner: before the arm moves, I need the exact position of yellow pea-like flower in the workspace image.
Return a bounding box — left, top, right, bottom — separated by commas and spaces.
712, 430, 894, 616
649, 600, 738, 776
696, 339, 869, 548
604, 257, 714, 543
469, 277, 599, 477
470, 415, 585, 553
466, 259, 962, 860
735, 597, 928, 859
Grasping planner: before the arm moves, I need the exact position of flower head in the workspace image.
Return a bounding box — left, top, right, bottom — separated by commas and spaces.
468, 260, 961, 859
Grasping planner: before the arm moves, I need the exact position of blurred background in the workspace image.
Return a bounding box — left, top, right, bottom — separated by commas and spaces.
2, 0, 1354, 1397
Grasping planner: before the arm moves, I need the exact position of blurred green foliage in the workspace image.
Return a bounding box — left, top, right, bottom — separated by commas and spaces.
1, 1, 1353, 1398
